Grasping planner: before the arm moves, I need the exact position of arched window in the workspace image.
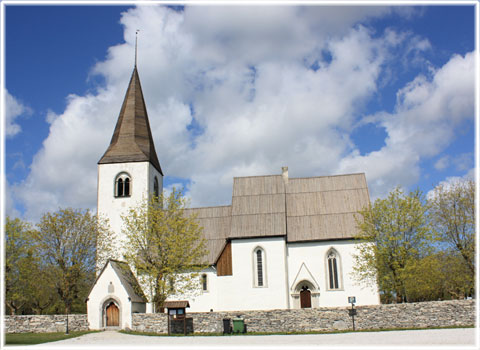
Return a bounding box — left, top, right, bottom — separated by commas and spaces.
115, 173, 131, 197
153, 176, 159, 199
201, 274, 208, 292
254, 247, 266, 287
117, 178, 124, 197
327, 249, 341, 290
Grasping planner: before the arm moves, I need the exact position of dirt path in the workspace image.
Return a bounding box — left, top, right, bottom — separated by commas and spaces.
33, 327, 476, 348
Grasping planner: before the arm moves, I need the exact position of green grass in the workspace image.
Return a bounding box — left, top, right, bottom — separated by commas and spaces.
120, 324, 474, 337
5, 330, 99, 345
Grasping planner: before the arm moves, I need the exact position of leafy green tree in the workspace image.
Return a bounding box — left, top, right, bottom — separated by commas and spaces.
402, 253, 444, 302
437, 250, 474, 299
5, 217, 35, 315
33, 208, 114, 313
354, 188, 433, 303
122, 188, 208, 312
428, 179, 475, 274
404, 250, 473, 301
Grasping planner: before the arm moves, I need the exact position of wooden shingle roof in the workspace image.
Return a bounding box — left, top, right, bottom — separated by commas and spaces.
183, 206, 231, 264
98, 67, 163, 175
188, 171, 371, 264
230, 175, 286, 238
164, 300, 190, 308
286, 174, 370, 242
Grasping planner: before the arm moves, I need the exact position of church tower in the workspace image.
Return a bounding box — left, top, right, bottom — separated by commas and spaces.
97, 65, 163, 260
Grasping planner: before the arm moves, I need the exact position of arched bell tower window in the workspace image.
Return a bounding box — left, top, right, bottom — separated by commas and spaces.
115, 173, 131, 197
326, 249, 342, 290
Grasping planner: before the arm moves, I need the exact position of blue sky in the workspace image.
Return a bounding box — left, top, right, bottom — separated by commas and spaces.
3, 3, 477, 222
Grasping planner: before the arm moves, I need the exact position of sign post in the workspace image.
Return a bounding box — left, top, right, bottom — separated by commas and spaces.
348, 297, 356, 331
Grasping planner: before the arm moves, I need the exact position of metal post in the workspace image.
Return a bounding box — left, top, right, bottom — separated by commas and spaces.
351, 303, 355, 331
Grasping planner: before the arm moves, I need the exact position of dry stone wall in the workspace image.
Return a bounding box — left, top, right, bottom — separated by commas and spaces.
4, 314, 88, 333
132, 299, 475, 334
5, 300, 474, 334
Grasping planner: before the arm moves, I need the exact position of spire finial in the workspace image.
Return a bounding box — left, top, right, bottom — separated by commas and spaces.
135, 29, 140, 67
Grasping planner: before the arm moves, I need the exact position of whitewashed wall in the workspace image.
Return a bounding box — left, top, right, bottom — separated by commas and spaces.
186, 237, 288, 312
287, 240, 380, 307
175, 238, 379, 312
186, 267, 218, 312
97, 162, 163, 261
217, 237, 288, 311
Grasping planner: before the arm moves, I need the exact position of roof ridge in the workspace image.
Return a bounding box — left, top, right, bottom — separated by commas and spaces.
233, 174, 282, 180
185, 205, 232, 210
289, 172, 366, 180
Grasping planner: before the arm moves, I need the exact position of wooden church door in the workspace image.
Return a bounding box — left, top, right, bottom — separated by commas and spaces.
300, 286, 311, 308
106, 302, 119, 326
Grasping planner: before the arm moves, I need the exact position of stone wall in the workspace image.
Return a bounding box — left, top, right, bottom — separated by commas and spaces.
5, 300, 474, 334
132, 299, 475, 334
5, 314, 88, 334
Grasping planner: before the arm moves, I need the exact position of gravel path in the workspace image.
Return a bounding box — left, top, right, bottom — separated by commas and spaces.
33, 328, 476, 348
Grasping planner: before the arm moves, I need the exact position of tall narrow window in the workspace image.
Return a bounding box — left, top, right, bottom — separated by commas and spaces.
254, 248, 265, 287
201, 274, 208, 292
153, 176, 159, 199
124, 178, 130, 196
117, 178, 124, 197
256, 250, 263, 286
115, 173, 131, 197
327, 250, 340, 290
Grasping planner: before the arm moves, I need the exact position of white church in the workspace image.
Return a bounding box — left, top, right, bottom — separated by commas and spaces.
86, 65, 380, 330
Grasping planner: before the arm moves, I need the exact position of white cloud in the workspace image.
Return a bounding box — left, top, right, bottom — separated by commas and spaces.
434, 156, 450, 171
12, 5, 474, 221
4, 179, 21, 219
338, 52, 475, 199
5, 90, 31, 138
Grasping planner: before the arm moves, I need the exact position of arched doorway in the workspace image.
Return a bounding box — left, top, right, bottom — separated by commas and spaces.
105, 301, 119, 327
300, 286, 312, 308
292, 280, 319, 309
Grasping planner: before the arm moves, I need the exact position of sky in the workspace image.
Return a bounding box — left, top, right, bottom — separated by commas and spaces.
3, 2, 477, 223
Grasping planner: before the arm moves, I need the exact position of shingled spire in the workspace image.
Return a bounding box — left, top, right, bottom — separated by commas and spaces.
98, 67, 163, 175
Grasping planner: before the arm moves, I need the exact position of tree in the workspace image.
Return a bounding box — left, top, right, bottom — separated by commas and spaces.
5, 217, 35, 315
428, 179, 475, 274
122, 188, 209, 312
353, 188, 433, 303
403, 250, 474, 301
33, 208, 114, 313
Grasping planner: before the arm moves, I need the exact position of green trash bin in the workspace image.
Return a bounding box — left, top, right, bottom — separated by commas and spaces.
232, 318, 245, 333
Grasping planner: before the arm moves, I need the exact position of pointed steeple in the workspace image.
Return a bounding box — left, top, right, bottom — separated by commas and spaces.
98, 67, 163, 175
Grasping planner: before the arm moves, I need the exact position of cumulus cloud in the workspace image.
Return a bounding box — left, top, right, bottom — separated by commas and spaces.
5, 90, 31, 138
11, 5, 474, 221
338, 52, 475, 198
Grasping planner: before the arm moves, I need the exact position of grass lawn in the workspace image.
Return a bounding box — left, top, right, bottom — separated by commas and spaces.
120, 325, 475, 337
5, 331, 99, 345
